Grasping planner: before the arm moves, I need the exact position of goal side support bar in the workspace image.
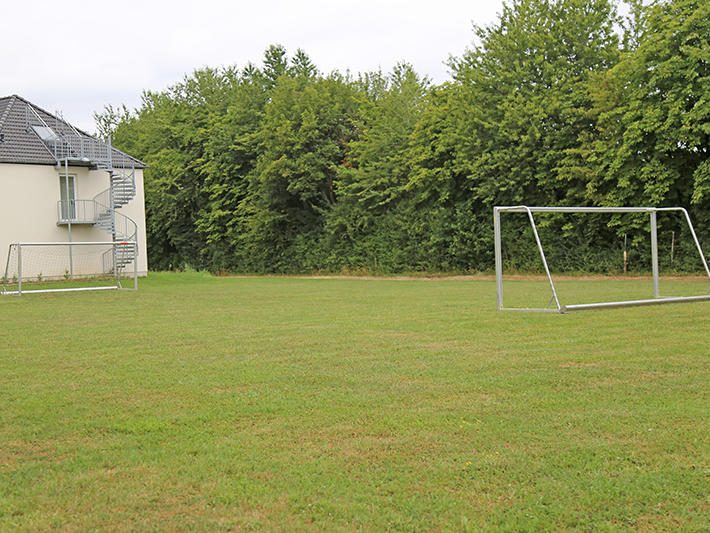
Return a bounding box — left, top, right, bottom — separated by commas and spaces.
493, 206, 710, 313
562, 294, 710, 312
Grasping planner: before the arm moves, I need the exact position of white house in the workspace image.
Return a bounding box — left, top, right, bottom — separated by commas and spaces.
0, 95, 148, 282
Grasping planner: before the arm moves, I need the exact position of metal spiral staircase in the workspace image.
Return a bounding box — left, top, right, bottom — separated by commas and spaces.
92, 168, 138, 272
26, 106, 138, 274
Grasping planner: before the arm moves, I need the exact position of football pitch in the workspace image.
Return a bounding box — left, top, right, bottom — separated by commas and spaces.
1, 272, 708, 531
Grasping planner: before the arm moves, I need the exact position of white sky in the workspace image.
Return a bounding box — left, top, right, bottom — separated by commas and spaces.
1, 0, 504, 133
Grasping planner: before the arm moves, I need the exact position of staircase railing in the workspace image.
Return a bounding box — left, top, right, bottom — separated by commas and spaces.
93, 201, 138, 242
94, 167, 138, 273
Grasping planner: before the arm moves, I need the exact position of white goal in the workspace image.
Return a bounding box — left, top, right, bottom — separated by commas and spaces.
2, 241, 138, 295
493, 206, 710, 313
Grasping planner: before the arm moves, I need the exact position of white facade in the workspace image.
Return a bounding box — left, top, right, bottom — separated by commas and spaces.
0, 162, 148, 278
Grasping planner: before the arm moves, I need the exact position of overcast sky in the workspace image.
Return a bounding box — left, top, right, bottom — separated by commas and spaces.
1, 0, 505, 133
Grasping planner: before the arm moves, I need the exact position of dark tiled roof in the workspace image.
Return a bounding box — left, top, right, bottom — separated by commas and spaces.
0, 95, 146, 169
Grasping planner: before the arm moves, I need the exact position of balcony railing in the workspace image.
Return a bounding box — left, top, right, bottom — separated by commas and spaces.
27, 105, 114, 168
57, 200, 99, 224
57, 200, 138, 244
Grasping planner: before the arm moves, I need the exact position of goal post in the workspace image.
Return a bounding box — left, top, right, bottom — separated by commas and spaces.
2, 241, 138, 295
493, 206, 710, 313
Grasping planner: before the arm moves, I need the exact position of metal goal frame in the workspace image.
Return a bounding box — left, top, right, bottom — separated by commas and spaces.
2, 241, 138, 295
493, 206, 710, 313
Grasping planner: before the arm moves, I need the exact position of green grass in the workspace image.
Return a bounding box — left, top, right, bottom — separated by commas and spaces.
1, 272, 708, 531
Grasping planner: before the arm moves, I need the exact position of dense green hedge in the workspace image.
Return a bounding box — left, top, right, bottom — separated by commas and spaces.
102, 0, 710, 274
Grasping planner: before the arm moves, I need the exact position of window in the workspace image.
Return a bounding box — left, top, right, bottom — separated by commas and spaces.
59, 174, 76, 220
31, 125, 59, 143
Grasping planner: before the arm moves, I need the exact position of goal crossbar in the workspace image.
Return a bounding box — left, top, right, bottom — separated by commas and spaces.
493, 206, 710, 313
2, 241, 138, 295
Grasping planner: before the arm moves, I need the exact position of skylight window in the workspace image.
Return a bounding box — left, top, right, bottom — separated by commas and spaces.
31, 125, 59, 142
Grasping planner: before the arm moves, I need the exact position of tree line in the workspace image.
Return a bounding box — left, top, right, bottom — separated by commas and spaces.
99, 0, 710, 274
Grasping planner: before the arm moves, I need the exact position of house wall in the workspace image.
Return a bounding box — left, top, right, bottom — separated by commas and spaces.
126, 168, 148, 276
0, 163, 148, 280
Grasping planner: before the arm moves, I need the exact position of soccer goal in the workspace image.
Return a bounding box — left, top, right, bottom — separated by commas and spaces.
2, 241, 138, 295
493, 206, 710, 313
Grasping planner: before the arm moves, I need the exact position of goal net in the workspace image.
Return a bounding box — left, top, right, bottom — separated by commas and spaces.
2, 241, 138, 295
493, 206, 710, 313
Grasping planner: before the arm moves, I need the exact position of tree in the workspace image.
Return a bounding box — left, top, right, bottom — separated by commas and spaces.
452, 0, 620, 206
262, 44, 290, 88
405, 0, 622, 271
242, 73, 360, 271
196, 66, 269, 271
565, 0, 710, 269
109, 67, 235, 270
93, 103, 132, 139
290, 49, 318, 79
584, 0, 710, 209
338, 64, 428, 212
326, 64, 431, 271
